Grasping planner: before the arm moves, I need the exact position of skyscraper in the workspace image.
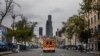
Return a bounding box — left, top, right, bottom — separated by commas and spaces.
39, 27, 43, 36
46, 15, 53, 37
56, 29, 62, 37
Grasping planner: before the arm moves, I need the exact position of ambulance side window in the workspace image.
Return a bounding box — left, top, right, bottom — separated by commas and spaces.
46, 42, 48, 45
50, 42, 52, 45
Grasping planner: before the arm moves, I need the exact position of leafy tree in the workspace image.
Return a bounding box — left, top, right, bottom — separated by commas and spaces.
12, 16, 37, 44
80, 29, 91, 43
91, 0, 100, 12
80, 0, 92, 14
6, 28, 13, 42
79, 0, 100, 43
62, 15, 88, 45
69, 15, 87, 33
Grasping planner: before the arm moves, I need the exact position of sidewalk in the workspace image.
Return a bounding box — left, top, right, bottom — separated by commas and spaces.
67, 49, 100, 55
0, 49, 32, 56
0, 51, 12, 56
87, 51, 100, 55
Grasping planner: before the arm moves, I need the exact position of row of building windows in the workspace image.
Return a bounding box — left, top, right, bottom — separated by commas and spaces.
98, 13, 100, 20
88, 15, 96, 25
90, 25, 100, 33
88, 13, 100, 25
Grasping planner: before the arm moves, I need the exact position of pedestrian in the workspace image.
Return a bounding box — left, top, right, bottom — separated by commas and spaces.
15, 44, 20, 53
12, 45, 16, 53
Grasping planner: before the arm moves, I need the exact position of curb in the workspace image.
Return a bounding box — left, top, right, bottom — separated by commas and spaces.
0, 52, 12, 56
87, 52, 100, 55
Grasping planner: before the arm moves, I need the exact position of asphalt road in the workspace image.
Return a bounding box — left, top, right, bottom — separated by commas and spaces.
4, 48, 99, 56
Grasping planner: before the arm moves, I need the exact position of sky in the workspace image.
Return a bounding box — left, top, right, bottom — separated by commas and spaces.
1, 0, 82, 36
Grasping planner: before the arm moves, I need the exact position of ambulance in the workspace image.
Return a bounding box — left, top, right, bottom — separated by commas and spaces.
42, 38, 56, 52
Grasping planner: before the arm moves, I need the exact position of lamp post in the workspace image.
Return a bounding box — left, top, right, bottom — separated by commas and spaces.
12, 15, 15, 35
12, 15, 16, 44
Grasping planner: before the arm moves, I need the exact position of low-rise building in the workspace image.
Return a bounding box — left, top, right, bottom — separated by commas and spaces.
84, 0, 100, 51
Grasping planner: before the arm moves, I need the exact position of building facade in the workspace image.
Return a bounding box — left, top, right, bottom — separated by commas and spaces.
0, 25, 12, 45
39, 27, 43, 36
84, 0, 100, 51
46, 15, 53, 37
0, 25, 7, 44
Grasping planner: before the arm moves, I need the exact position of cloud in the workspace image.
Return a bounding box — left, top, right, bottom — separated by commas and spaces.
50, 8, 64, 14
2, 0, 82, 36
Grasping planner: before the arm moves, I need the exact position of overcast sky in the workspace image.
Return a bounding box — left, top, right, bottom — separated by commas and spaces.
2, 0, 82, 36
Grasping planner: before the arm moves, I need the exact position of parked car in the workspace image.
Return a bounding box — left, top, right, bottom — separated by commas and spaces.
0, 45, 8, 52
32, 45, 40, 48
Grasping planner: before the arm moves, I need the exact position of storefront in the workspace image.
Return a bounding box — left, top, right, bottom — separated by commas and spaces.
98, 38, 100, 51
0, 25, 7, 51
88, 37, 100, 51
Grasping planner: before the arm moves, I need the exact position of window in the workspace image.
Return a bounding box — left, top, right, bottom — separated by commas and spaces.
91, 18, 93, 24
50, 42, 52, 45
98, 12, 100, 20
91, 28, 93, 33
88, 19, 90, 25
98, 25, 100, 33
94, 15, 96, 23
95, 26, 97, 33
46, 42, 49, 45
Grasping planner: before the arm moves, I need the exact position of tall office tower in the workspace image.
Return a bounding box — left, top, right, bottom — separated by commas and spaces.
46, 15, 53, 37
39, 27, 43, 36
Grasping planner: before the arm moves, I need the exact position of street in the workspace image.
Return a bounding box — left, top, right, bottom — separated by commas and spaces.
4, 48, 99, 56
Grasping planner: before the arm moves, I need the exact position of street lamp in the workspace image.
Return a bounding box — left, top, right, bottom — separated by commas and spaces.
11, 15, 16, 44
12, 15, 16, 35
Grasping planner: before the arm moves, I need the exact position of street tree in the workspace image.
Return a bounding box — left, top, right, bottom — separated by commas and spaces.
80, 0, 92, 14
61, 22, 73, 45
80, 29, 91, 43
12, 16, 37, 45
79, 0, 99, 43
0, 0, 20, 24
63, 15, 88, 45
6, 28, 13, 42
